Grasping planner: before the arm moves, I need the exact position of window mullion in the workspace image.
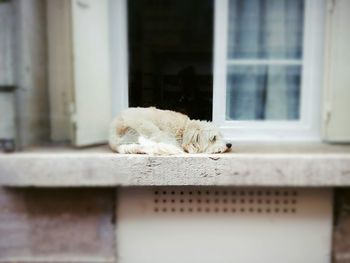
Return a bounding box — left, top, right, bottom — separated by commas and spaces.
227, 59, 302, 65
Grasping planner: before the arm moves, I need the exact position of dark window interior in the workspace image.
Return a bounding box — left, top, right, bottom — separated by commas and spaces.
128, 0, 214, 121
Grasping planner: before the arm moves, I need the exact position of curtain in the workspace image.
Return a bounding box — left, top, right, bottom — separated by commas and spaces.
226, 0, 304, 120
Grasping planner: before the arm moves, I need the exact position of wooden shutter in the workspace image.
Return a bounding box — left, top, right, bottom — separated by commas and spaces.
71, 0, 111, 146
47, 0, 112, 146
323, 0, 350, 142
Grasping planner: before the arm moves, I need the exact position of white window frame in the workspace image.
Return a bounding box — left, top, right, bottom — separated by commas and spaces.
109, 0, 129, 117
213, 0, 326, 141
111, 0, 326, 142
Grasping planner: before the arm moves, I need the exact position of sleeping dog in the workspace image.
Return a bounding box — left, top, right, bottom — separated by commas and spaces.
109, 107, 231, 155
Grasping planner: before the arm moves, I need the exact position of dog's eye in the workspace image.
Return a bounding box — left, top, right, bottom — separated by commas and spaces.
211, 136, 216, 142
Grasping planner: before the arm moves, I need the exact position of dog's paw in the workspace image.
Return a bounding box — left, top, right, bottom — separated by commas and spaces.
138, 136, 184, 155
117, 144, 146, 154
158, 143, 184, 155
208, 146, 230, 154
143, 143, 184, 155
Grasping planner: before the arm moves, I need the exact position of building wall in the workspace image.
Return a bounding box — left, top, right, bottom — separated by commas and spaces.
0, 1, 14, 86
0, 187, 349, 262
0, 2, 15, 143
333, 189, 350, 263
12, 0, 50, 148
0, 188, 116, 262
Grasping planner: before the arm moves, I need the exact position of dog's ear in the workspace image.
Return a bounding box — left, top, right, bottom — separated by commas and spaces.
182, 122, 201, 153
183, 122, 199, 143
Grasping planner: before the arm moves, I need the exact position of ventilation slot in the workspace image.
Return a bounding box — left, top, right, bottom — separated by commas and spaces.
153, 188, 298, 215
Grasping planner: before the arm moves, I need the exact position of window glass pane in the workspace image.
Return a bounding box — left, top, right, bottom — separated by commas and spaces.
227, 0, 304, 59
226, 65, 301, 120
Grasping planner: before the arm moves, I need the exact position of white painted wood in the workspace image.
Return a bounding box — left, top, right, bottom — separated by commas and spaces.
227, 59, 302, 65
213, 0, 326, 142
47, 0, 74, 142
322, 0, 350, 142
0, 2, 14, 86
109, 0, 129, 116
71, 0, 112, 146
47, 0, 112, 145
0, 144, 349, 187
117, 187, 332, 263
213, 0, 229, 131
298, 0, 326, 142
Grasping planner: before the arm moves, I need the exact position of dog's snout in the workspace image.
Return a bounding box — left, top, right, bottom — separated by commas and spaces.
226, 143, 232, 149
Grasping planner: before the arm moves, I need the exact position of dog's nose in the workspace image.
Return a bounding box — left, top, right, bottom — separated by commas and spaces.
226, 143, 232, 148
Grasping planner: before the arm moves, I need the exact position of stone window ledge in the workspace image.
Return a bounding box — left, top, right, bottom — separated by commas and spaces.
0, 143, 349, 187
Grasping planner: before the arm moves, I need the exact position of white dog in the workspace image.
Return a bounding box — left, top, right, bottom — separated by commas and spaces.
109, 107, 231, 155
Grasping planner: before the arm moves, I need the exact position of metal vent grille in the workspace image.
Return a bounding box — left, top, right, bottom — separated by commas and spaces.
152, 188, 298, 214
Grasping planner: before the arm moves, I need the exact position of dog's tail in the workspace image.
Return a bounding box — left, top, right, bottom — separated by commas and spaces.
138, 136, 184, 155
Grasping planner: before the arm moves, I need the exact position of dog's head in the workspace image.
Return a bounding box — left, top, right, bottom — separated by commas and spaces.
182, 120, 231, 154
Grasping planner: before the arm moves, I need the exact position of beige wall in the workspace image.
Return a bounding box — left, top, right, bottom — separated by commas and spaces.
0, 187, 349, 262
0, 188, 116, 262
0, 2, 15, 141
13, 0, 50, 148
0, 1, 14, 86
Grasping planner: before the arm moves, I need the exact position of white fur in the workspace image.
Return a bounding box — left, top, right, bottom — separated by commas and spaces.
109, 107, 230, 155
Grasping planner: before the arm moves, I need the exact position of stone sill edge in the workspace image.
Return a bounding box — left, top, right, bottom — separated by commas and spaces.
0, 153, 349, 187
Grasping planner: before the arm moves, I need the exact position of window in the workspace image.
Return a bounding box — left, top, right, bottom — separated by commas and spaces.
213, 0, 326, 141
120, 0, 326, 142
0, 0, 332, 151
126, 0, 214, 121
